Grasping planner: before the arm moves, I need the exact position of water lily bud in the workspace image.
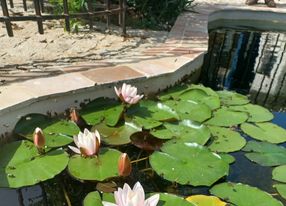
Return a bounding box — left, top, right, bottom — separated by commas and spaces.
70, 108, 89, 131
34, 127, 45, 149
118, 153, 132, 177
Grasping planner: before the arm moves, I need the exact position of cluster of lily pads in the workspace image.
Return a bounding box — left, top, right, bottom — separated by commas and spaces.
1, 83, 286, 205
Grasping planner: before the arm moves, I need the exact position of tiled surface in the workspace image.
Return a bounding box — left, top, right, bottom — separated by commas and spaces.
1, 0, 286, 116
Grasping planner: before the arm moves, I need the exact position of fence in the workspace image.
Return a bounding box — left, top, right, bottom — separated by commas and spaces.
0, 0, 127, 37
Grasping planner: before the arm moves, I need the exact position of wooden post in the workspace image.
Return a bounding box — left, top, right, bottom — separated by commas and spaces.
87, 0, 93, 30
118, 0, 122, 26
121, 0, 126, 36
0, 0, 13, 36
105, 0, 110, 29
33, 0, 44, 34
8, 0, 13, 8
23, 0, 27, 11
63, 0, 70, 32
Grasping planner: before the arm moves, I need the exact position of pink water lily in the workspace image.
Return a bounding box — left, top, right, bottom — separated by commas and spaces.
68, 128, 100, 157
33, 127, 45, 149
114, 83, 144, 105
102, 182, 160, 206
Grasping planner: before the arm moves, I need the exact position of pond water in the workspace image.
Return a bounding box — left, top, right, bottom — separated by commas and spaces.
0, 27, 286, 206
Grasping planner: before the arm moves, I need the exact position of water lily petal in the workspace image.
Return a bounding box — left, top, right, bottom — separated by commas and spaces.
68, 146, 81, 154
145, 194, 160, 206
102, 201, 118, 206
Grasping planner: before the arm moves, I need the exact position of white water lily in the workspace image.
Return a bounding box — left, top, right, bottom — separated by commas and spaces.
114, 83, 144, 105
102, 182, 159, 206
68, 128, 100, 156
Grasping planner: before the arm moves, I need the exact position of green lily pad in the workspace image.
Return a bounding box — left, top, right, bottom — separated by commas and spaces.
210, 182, 283, 206
219, 154, 236, 164
243, 141, 286, 166
68, 148, 121, 181
80, 97, 121, 126
186, 195, 227, 206
206, 108, 248, 127
0, 140, 69, 188
14, 113, 79, 147
157, 193, 195, 206
208, 126, 246, 153
165, 100, 212, 123
241, 122, 286, 144
151, 120, 211, 145
158, 84, 190, 101
92, 121, 141, 145
150, 141, 229, 186
133, 116, 162, 130
217, 91, 250, 106
179, 85, 220, 110
83, 191, 103, 206
273, 165, 286, 183
274, 184, 286, 200
229, 104, 273, 122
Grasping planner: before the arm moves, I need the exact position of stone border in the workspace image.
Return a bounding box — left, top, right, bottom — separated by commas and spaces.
1, 0, 285, 139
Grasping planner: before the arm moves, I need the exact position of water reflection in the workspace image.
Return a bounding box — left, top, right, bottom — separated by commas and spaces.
201, 28, 286, 111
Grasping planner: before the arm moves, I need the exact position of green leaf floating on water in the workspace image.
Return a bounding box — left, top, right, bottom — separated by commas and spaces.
80, 97, 123, 126
243, 141, 286, 166
219, 153, 236, 164
206, 108, 248, 127
273, 184, 286, 200
217, 90, 250, 106
179, 85, 220, 110
0, 140, 69, 188
164, 100, 212, 123
14, 113, 79, 147
210, 182, 283, 206
158, 84, 190, 101
241, 122, 286, 144
127, 100, 179, 122
150, 141, 229, 186
273, 165, 286, 183
83, 191, 103, 206
68, 148, 121, 181
92, 121, 141, 145
208, 126, 246, 153
229, 104, 274, 122
151, 120, 211, 145
133, 116, 162, 130
186, 195, 227, 206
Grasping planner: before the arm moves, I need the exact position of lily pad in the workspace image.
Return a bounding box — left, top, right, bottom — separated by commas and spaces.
165, 100, 212, 123
210, 182, 283, 206
68, 148, 121, 181
243, 141, 286, 166
133, 116, 162, 130
219, 154, 236, 164
104, 104, 124, 127
206, 108, 248, 127
156, 193, 195, 206
229, 104, 274, 122
217, 91, 250, 106
158, 84, 190, 101
128, 100, 179, 122
150, 141, 229, 186
14, 113, 79, 147
186, 195, 227, 206
208, 126, 246, 153
83, 191, 103, 206
273, 165, 286, 183
273, 184, 286, 200
151, 120, 211, 145
241, 122, 286, 144
0, 140, 69, 188
130, 131, 166, 151
92, 121, 141, 145
179, 85, 220, 110
80, 97, 121, 126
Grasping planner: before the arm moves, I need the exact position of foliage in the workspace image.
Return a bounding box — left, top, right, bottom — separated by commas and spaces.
126, 0, 194, 30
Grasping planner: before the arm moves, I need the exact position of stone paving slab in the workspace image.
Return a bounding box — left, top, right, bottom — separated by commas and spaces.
1, 0, 286, 136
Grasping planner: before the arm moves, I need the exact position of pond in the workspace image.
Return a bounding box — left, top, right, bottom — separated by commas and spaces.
0, 27, 286, 206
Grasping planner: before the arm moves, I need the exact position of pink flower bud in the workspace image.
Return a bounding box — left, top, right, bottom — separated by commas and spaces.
118, 153, 132, 177
34, 127, 45, 149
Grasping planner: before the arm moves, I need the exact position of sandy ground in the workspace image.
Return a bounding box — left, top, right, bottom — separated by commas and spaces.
0, 0, 168, 83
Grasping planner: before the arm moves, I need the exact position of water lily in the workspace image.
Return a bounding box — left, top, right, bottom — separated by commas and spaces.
102, 182, 160, 206
114, 83, 144, 105
118, 153, 132, 177
68, 128, 100, 156
33, 127, 45, 150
